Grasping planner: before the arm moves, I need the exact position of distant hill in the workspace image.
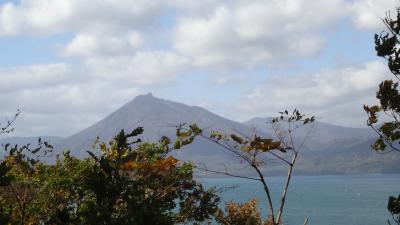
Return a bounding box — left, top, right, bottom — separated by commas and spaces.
244, 117, 375, 152
245, 117, 400, 174
1, 93, 399, 175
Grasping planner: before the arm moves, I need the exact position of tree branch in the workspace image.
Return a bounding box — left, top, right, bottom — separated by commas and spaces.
195, 165, 261, 182
252, 164, 276, 224
275, 153, 297, 224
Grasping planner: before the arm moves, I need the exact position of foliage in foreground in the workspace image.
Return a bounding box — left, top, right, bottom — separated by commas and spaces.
216, 199, 276, 225
0, 127, 220, 225
364, 7, 400, 225
176, 110, 314, 225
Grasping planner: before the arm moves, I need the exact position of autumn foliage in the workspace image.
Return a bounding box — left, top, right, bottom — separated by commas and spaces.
364, 7, 400, 225
0, 127, 220, 225
216, 199, 277, 225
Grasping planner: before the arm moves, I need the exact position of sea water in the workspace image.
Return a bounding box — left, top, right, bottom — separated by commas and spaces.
201, 174, 400, 225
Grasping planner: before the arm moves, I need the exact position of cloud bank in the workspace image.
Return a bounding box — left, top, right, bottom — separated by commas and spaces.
0, 0, 397, 136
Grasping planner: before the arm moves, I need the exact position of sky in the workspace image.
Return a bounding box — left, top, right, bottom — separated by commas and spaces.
0, 0, 398, 137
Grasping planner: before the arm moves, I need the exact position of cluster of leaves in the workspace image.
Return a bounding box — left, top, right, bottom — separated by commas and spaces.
0, 127, 220, 225
274, 109, 315, 125
364, 8, 400, 152
388, 195, 400, 224
0, 137, 55, 223
215, 199, 276, 225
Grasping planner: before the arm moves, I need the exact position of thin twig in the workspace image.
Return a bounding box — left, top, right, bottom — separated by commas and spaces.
195, 166, 260, 181
199, 133, 253, 165
267, 151, 292, 165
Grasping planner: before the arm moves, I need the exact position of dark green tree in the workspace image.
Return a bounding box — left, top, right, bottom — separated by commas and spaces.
364, 8, 400, 225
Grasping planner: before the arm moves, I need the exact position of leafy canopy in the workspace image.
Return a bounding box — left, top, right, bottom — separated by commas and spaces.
0, 127, 220, 225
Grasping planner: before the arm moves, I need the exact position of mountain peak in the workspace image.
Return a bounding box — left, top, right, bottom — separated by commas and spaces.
61, 93, 256, 155
127, 93, 159, 105
137, 92, 154, 99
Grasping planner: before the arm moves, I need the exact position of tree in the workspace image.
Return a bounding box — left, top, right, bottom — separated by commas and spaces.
364, 9, 400, 153
176, 110, 314, 225
363, 8, 400, 225
0, 127, 220, 224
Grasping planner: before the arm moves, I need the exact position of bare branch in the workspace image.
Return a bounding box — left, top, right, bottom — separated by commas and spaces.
194, 165, 261, 182
199, 133, 253, 165
267, 151, 292, 165
296, 123, 315, 153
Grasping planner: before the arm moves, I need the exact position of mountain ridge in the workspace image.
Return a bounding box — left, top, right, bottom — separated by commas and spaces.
59, 93, 261, 157
1, 93, 399, 175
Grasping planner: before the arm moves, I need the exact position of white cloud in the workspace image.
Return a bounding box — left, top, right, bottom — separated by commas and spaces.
236, 61, 388, 127
0, 81, 140, 136
351, 0, 399, 30
170, 0, 225, 16
0, 0, 164, 36
62, 32, 144, 57
4, 0, 396, 36
14, 82, 138, 114
0, 63, 141, 136
85, 51, 189, 85
1, 0, 397, 136
173, 0, 350, 67
0, 63, 73, 92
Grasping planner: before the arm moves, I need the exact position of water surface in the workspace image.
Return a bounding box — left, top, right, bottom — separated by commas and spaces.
201, 174, 400, 225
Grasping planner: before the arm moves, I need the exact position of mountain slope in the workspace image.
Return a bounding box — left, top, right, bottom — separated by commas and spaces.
59, 93, 260, 159
244, 117, 399, 174
244, 117, 375, 152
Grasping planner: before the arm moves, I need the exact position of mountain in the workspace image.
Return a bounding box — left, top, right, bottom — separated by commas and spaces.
1, 93, 399, 175
57, 93, 261, 172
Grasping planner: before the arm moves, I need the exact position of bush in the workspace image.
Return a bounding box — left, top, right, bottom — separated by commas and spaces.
0, 128, 220, 225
